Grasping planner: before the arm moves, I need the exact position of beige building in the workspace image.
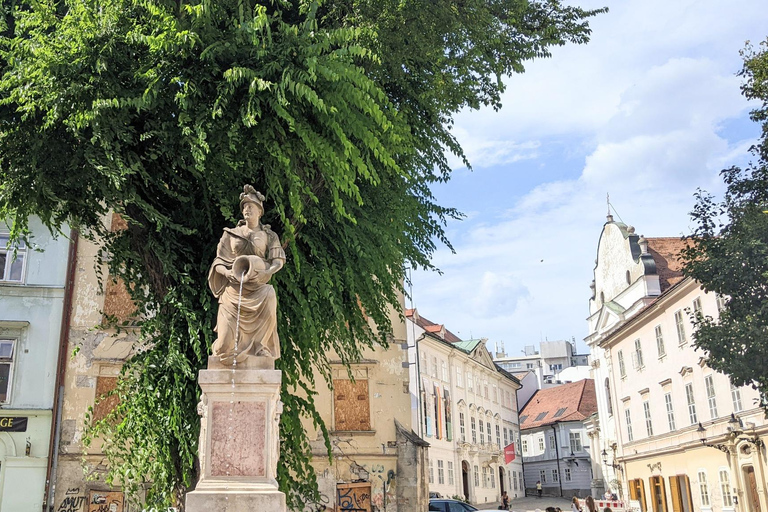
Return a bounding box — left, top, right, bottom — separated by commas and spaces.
586, 216, 767, 512
305, 296, 428, 512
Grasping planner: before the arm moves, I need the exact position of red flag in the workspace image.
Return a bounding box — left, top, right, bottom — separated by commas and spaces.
504, 443, 516, 463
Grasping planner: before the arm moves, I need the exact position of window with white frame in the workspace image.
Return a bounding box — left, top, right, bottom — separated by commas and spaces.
549, 433, 555, 453
625, 408, 634, 442
655, 325, 666, 357
484, 380, 489, 399
431, 356, 438, 378
437, 459, 445, 484
552, 469, 559, 482
479, 419, 485, 444
538, 436, 545, 451
634, 339, 644, 368
490, 469, 495, 489
698, 470, 710, 507
447, 461, 454, 485
513, 470, 518, 490
564, 468, 571, 481
493, 385, 498, 402
731, 384, 743, 413
693, 297, 702, 316
618, 350, 626, 378
496, 424, 501, 448
487, 421, 491, 444
0, 234, 26, 283
569, 431, 582, 452
467, 372, 473, 392
441, 360, 448, 382
471, 416, 477, 443
483, 466, 489, 488
643, 400, 654, 436
664, 393, 676, 431
705, 375, 718, 419
716, 294, 727, 312
686, 383, 698, 424
456, 367, 463, 387
675, 310, 687, 344
460, 412, 466, 442
719, 469, 733, 507
521, 438, 528, 455
429, 459, 434, 484
420, 351, 427, 373
474, 465, 479, 487
0, 340, 15, 403
540, 469, 547, 484
503, 427, 509, 446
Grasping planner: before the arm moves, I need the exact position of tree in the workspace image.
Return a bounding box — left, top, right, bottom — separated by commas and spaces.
683, 38, 768, 414
0, 0, 605, 508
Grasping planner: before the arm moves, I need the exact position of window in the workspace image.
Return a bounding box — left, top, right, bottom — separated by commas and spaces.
626, 270, 631, 284
484, 380, 489, 399
467, 372, 473, 392
605, 379, 613, 415
552, 469, 559, 482
447, 461, 454, 485
625, 408, 634, 442
456, 367, 463, 387
731, 384, 743, 413
496, 424, 501, 448
0, 340, 15, 403
664, 393, 676, 431
0, 234, 26, 283
540, 470, 547, 484
719, 470, 733, 507
487, 422, 491, 444
716, 294, 727, 312
564, 468, 571, 481
429, 459, 434, 484
483, 466, 489, 488
698, 470, 710, 507
460, 412, 466, 442
569, 431, 582, 452
513, 470, 518, 491
474, 465, 479, 488
548, 433, 555, 453
503, 427, 509, 446
634, 339, 644, 368
471, 417, 477, 443
686, 383, 698, 424
431, 356, 438, 378
521, 438, 528, 455
554, 407, 567, 418
655, 325, 666, 357
705, 375, 718, 419
693, 297, 702, 316
535, 412, 548, 421
437, 460, 445, 484
490, 469, 495, 489
618, 350, 626, 378
333, 379, 371, 431
441, 360, 448, 381
643, 400, 654, 437
538, 436, 545, 451
479, 419, 485, 444
519, 415, 528, 424
675, 310, 687, 344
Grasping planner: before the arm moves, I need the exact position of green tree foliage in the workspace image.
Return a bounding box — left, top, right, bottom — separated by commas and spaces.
0, 0, 604, 508
683, 39, 768, 413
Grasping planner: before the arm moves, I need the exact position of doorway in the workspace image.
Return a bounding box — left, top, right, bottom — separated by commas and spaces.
649, 476, 668, 512
744, 466, 762, 512
462, 461, 470, 502
499, 467, 506, 496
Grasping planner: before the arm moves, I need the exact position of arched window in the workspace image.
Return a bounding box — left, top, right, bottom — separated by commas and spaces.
605, 377, 613, 415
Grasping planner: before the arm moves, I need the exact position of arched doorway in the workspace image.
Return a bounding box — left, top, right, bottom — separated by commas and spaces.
499, 466, 506, 496
462, 460, 470, 502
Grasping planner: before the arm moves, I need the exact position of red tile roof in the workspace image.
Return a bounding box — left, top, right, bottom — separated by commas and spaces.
646, 237, 689, 292
519, 379, 597, 430
405, 309, 463, 343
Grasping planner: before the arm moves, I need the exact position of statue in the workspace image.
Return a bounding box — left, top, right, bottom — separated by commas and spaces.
208, 185, 285, 365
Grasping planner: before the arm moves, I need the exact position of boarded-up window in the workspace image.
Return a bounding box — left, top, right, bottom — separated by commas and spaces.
336, 482, 371, 511
103, 212, 137, 324
333, 379, 371, 431
93, 376, 119, 422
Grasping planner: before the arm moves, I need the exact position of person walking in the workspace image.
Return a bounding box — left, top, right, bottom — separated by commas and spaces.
501, 491, 510, 510
536, 480, 543, 498
585, 496, 597, 512
571, 496, 583, 512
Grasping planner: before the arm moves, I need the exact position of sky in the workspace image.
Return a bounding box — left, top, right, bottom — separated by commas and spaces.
409, 0, 768, 356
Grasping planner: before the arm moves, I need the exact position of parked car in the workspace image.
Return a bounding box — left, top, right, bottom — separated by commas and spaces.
428, 498, 499, 512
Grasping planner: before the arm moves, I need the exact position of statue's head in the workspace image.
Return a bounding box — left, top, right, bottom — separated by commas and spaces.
240, 184, 265, 216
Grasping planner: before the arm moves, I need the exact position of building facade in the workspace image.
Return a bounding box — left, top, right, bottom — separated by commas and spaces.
405, 310, 524, 507
587, 216, 768, 512
519, 379, 597, 498
495, 340, 589, 388
0, 219, 73, 511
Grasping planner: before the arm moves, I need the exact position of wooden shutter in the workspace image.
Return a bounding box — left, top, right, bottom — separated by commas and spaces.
682, 475, 694, 512
333, 379, 371, 431
668, 476, 681, 512
638, 479, 648, 512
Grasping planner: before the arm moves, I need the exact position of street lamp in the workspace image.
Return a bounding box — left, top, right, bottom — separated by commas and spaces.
697, 423, 731, 453
601, 449, 620, 470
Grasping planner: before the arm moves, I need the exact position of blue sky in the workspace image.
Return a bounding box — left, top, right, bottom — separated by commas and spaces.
410, 0, 768, 355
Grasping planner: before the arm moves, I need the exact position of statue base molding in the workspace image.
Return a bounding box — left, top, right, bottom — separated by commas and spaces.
185, 368, 286, 512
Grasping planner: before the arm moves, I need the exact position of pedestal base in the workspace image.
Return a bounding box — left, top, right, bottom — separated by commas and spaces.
185, 489, 286, 512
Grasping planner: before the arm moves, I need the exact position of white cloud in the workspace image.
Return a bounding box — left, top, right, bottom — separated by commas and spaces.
411, 0, 768, 352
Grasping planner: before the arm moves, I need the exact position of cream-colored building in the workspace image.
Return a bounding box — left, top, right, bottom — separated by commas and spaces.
305, 295, 428, 512
406, 309, 523, 507
586, 216, 767, 512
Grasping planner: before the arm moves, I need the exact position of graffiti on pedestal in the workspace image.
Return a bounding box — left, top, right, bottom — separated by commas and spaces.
88, 490, 124, 512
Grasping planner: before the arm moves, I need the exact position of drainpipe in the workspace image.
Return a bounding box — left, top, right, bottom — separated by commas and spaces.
552, 423, 564, 497
43, 229, 78, 512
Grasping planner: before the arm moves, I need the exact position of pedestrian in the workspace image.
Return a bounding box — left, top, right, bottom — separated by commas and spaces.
571, 496, 583, 512
585, 495, 597, 512
501, 491, 510, 510
603, 508, 613, 512
537, 480, 542, 498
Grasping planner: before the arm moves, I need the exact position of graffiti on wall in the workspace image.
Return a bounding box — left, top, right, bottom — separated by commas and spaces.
336, 482, 371, 512
88, 490, 124, 512
58, 488, 87, 512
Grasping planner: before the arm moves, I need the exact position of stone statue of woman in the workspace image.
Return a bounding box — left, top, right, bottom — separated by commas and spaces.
207, 185, 285, 366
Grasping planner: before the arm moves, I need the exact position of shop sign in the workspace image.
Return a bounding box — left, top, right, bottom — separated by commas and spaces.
0, 416, 27, 431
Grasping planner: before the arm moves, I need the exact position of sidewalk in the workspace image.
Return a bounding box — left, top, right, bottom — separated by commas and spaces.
475, 495, 574, 511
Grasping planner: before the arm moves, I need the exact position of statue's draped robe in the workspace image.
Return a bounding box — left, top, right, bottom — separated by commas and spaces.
208, 222, 285, 363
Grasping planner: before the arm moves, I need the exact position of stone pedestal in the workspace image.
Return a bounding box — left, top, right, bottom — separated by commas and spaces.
185, 368, 286, 511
